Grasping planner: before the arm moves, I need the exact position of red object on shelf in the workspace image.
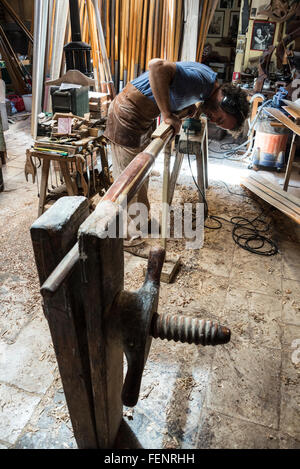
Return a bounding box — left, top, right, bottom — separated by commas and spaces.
7, 94, 25, 112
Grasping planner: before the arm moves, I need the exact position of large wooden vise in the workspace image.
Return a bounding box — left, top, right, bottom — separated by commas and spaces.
30, 120, 231, 449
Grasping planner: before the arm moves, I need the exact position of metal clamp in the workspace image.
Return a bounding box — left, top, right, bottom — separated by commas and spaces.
108, 247, 230, 407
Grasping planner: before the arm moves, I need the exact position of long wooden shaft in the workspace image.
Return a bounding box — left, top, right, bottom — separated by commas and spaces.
86, 0, 100, 91
0, 36, 26, 95
31, 0, 49, 138
129, 0, 137, 81
119, 0, 127, 84
174, 0, 183, 61
0, 25, 28, 82
0, 0, 33, 43
196, 0, 207, 61
92, 0, 116, 96
40, 121, 175, 296
145, 0, 155, 66
133, 0, 142, 79
140, 0, 149, 73
199, 0, 218, 62
152, 0, 160, 59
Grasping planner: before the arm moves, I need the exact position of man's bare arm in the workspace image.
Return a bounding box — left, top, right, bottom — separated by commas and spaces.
148, 58, 182, 134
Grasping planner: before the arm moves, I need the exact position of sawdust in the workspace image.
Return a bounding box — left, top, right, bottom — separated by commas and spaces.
2, 118, 300, 448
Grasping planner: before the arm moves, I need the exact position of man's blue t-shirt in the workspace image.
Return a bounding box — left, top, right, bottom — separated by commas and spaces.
131, 62, 217, 112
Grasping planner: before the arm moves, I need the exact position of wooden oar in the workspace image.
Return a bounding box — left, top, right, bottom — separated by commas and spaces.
92, 0, 116, 97
86, 0, 100, 91
199, 0, 218, 62
39, 118, 176, 296
114, 0, 120, 92
119, 0, 127, 90
110, 0, 116, 85
133, 0, 143, 79
129, 0, 137, 81
145, 0, 155, 67
173, 0, 183, 61
196, 0, 208, 62
140, 0, 149, 74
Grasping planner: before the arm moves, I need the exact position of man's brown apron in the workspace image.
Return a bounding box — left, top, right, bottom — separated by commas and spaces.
104, 83, 160, 148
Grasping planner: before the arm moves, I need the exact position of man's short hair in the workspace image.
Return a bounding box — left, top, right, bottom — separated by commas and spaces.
220, 83, 250, 133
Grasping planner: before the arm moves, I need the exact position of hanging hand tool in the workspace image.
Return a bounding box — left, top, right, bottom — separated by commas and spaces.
83, 150, 90, 198
25, 149, 37, 183
75, 154, 89, 196
87, 142, 97, 194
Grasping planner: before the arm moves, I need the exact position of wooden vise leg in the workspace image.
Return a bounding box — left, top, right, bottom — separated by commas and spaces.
30, 196, 98, 449
78, 200, 124, 449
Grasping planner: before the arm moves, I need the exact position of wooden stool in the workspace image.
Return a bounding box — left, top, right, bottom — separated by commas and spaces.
161, 116, 208, 220
160, 116, 208, 261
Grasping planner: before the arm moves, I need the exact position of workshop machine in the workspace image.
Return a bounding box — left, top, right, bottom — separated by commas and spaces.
249, 115, 289, 171
249, 89, 290, 171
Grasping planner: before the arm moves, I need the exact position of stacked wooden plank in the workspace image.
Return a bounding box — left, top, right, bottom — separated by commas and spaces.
242, 173, 300, 225
0, 0, 33, 95
89, 91, 110, 119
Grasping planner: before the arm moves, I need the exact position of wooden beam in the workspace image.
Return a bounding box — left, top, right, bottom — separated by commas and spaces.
78, 202, 124, 448
283, 133, 297, 192
282, 106, 300, 120
241, 174, 300, 224
0, 0, 33, 43
31, 196, 98, 449
264, 107, 300, 136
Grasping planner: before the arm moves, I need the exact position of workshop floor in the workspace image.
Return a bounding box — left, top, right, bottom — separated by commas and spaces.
0, 116, 299, 449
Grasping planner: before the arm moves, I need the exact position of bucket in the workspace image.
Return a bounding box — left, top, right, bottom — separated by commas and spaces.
22, 94, 32, 112
252, 119, 289, 169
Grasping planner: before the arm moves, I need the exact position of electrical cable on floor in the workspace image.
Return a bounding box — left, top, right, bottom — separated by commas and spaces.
186, 130, 278, 256
208, 139, 250, 160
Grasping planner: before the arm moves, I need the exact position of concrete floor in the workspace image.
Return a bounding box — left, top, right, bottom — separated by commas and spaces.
0, 116, 299, 449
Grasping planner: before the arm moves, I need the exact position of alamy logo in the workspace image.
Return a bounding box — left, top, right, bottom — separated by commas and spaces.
291, 78, 300, 102
94, 198, 205, 249
291, 339, 300, 365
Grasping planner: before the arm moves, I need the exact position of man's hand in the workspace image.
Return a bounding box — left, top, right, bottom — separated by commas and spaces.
148, 59, 179, 131
162, 112, 182, 135
177, 104, 198, 119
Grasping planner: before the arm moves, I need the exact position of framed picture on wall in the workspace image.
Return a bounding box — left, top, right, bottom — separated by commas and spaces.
229, 11, 240, 38
208, 11, 225, 37
219, 0, 233, 8
250, 20, 276, 50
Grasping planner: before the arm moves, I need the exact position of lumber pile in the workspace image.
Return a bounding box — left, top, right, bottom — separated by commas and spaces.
98, 0, 218, 93
28, 0, 218, 137
242, 173, 300, 225
0, 0, 32, 95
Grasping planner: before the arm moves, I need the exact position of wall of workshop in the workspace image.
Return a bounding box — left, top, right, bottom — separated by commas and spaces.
1, 0, 33, 23
237, 0, 286, 73
207, 3, 241, 63
242, 0, 285, 72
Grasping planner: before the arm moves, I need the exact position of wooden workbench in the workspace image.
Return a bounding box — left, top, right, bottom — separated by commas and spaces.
27, 136, 110, 217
